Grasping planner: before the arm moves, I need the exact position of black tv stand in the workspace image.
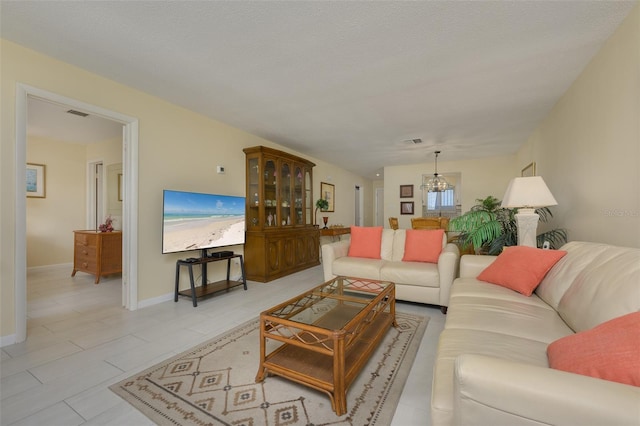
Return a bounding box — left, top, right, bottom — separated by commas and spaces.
174, 254, 246, 307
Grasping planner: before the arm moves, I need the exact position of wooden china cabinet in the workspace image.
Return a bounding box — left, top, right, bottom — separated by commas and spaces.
243, 146, 320, 282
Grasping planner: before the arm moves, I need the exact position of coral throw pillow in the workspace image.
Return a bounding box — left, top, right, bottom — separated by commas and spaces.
348, 226, 383, 259
547, 312, 640, 386
477, 246, 567, 296
402, 229, 444, 263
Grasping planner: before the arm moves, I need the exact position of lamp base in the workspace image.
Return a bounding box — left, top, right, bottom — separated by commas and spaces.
514, 208, 539, 248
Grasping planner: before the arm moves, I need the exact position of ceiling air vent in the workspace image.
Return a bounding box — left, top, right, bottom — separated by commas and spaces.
66, 109, 89, 117
411, 138, 423, 144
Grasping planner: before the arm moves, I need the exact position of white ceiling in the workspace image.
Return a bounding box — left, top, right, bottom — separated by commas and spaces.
2, 1, 635, 178
27, 98, 123, 144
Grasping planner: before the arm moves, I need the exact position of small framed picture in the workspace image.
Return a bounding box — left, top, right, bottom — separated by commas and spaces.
321, 182, 335, 212
26, 163, 46, 198
521, 162, 536, 177
400, 184, 413, 198
400, 201, 414, 215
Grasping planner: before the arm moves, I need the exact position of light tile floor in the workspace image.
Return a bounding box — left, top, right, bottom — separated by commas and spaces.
1, 263, 444, 425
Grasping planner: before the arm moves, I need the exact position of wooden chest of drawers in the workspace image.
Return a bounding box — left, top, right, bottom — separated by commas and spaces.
72, 230, 122, 284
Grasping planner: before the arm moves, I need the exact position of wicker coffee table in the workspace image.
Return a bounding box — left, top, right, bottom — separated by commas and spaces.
255, 276, 396, 415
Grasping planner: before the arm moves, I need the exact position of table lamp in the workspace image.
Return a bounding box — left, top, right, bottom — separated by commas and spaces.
501, 176, 557, 247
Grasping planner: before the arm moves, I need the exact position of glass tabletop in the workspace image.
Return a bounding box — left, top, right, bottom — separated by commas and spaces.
265, 276, 393, 330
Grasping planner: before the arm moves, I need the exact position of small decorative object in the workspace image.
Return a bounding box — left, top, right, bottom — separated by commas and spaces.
267, 213, 273, 227
400, 184, 413, 198
99, 215, 114, 232
254, 193, 259, 206
315, 198, 329, 226
400, 201, 414, 215
323, 216, 329, 229
287, 215, 291, 225
282, 219, 286, 226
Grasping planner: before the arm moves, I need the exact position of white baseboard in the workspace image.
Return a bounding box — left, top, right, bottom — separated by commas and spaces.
27, 262, 73, 272
1, 334, 17, 348
137, 292, 174, 309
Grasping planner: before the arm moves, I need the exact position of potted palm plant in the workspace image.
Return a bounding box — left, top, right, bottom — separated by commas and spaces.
315, 198, 329, 227
449, 195, 567, 255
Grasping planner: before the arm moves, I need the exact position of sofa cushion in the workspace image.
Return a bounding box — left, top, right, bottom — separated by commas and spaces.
348, 226, 383, 259
547, 312, 640, 386
536, 241, 612, 310
391, 229, 406, 262
446, 286, 573, 343
557, 247, 640, 332
380, 228, 395, 261
402, 229, 444, 263
332, 256, 384, 280
477, 246, 567, 296
380, 261, 440, 288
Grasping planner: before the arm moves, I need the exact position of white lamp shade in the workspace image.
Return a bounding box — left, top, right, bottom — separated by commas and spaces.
501, 176, 558, 208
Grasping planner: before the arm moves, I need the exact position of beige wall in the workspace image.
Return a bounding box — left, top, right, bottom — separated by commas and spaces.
383, 155, 517, 229
25, 136, 123, 268
516, 5, 640, 247
26, 137, 86, 267
1, 39, 367, 341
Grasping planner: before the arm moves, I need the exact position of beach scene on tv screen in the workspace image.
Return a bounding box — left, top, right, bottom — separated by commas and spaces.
163, 191, 245, 253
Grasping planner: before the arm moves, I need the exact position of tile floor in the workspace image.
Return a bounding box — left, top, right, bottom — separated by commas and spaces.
1, 263, 445, 425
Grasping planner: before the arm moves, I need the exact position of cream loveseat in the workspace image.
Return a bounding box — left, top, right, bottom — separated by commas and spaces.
432, 241, 640, 426
321, 228, 460, 311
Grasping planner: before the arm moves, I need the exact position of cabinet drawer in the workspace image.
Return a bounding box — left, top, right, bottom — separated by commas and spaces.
75, 245, 97, 259
75, 233, 97, 247
76, 259, 98, 272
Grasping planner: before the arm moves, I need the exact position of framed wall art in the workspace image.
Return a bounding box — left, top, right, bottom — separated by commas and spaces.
321, 182, 335, 212
400, 201, 414, 215
26, 163, 46, 198
400, 184, 413, 198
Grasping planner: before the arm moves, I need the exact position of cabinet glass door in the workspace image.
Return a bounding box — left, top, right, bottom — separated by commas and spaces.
305, 169, 312, 225
279, 162, 292, 226
294, 166, 303, 225
265, 159, 277, 227
248, 157, 259, 229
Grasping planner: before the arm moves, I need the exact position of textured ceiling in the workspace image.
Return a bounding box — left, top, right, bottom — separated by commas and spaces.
2, 1, 635, 178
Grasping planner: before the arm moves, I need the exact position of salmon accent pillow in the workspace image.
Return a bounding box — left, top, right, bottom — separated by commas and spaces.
402, 229, 444, 263
477, 246, 567, 296
348, 226, 383, 259
547, 312, 640, 387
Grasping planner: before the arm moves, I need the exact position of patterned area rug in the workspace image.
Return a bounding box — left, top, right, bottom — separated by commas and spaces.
110, 312, 428, 425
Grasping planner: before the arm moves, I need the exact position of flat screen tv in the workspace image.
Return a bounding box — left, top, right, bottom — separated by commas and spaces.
162, 189, 245, 255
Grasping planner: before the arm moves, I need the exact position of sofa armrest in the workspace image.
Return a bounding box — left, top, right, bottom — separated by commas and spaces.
454, 354, 640, 426
458, 254, 497, 278
437, 243, 460, 307
321, 240, 350, 281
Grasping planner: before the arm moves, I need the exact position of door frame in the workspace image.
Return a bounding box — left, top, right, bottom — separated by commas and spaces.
14, 83, 139, 343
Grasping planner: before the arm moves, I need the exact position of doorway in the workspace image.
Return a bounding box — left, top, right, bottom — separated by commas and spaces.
375, 187, 384, 227
14, 84, 139, 343
354, 185, 363, 226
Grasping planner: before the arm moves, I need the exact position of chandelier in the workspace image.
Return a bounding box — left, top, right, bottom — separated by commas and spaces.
423, 151, 449, 192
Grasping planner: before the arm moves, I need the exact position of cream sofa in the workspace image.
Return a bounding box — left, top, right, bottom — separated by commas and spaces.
321, 229, 460, 311
432, 241, 640, 426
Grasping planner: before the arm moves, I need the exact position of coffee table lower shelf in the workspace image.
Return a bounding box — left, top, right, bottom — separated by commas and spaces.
257, 310, 393, 415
